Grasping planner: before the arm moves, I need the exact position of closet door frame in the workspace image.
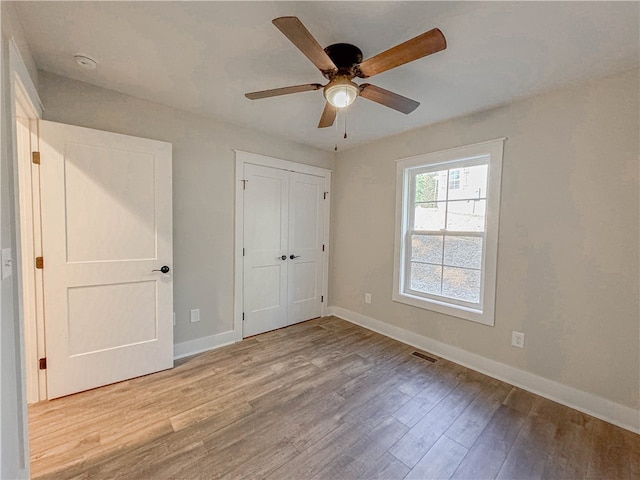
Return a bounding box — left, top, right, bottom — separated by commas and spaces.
234, 151, 332, 339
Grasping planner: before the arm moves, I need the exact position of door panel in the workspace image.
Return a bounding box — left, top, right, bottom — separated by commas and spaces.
288, 172, 324, 324
39, 120, 173, 399
64, 143, 157, 262
67, 281, 157, 355
243, 164, 288, 337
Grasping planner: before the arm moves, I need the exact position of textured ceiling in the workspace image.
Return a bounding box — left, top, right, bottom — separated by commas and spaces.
14, 1, 640, 151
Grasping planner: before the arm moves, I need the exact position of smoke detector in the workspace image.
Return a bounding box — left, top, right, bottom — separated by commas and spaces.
74, 55, 97, 70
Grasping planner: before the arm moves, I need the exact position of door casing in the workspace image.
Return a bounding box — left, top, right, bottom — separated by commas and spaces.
10, 37, 46, 408
234, 151, 331, 339
8, 35, 44, 477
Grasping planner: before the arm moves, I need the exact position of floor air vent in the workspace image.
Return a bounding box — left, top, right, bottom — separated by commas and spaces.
412, 351, 438, 363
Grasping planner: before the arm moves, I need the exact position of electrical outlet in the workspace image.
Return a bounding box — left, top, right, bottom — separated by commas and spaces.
365, 293, 372, 304
512, 331, 525, 348
190, 308, 200, 323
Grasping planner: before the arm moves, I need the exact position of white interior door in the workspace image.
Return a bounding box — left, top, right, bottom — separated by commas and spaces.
39, 120, 173, 399
287, 172, 324, 324
242, 164, 289, 337
242, 163, 325, 337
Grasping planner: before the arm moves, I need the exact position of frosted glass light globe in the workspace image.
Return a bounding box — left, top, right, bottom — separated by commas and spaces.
324, 78, 359, 108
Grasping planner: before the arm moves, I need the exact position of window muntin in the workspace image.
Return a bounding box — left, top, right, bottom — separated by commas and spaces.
393, 139, 504, 326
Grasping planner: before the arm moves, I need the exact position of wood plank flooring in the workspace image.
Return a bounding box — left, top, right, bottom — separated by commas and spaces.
29, 316, 640, 479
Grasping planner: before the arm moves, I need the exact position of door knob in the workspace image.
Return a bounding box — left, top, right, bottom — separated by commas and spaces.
152, 265, 170, 273
290, 255, 300, 259
279, 255, 287, 261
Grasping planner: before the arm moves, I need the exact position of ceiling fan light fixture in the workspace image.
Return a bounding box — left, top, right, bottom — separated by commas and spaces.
324, 77, 359, 108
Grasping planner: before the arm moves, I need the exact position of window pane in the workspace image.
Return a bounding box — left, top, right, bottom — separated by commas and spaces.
446, 199, 486, 232
447, 164, 489, 201
415, 172, 440, 204
414, 204, 445, 230
410, 263, 442, 295
444, 236, 483, 269
411, 234, 443, 263
442, 266, 481, 303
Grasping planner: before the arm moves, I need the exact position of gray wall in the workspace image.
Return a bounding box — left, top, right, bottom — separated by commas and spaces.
37, 71, 334, 346
330, 68, 639, 411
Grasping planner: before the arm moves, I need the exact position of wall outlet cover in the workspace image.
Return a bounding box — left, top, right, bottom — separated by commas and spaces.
512, 331, 525, 348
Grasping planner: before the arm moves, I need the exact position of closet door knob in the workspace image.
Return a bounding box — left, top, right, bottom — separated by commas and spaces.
152, 265, 170, 273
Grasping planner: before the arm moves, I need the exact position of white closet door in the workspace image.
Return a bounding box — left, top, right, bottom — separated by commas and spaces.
243, 163, 289, 337
242, 164, 325, 337
287, 172, 324, 324
39, 120, 173, 399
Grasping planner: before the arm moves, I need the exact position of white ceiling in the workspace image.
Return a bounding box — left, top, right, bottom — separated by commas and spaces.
14, 1, 640, 152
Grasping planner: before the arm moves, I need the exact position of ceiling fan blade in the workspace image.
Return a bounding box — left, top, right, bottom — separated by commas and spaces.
356, 28, 446, 78
359, 84, 420, 114
245, 83, 323, 100
318, 102, 337, 128
272, 17, 337, 73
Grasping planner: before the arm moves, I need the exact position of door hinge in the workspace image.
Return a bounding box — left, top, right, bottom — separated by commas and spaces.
323, 192, 328, 200
321, 295, 324, 303
242, 179, 248, 190
322, 244, 325, 252
243, 248, 245, 257
32, 151, 41, 165
35, 257, 44, 269
242, 312, 245, 321
39, 357, 46, 370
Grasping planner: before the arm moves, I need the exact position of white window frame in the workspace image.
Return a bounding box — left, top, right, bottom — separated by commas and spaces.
392, 138, 505, 326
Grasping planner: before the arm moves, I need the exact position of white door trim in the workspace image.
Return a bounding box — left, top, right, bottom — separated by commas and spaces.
234, 150, 331, 339
10, 38, 45, 405
7, 35, 43, 479
9, 38, 43, 118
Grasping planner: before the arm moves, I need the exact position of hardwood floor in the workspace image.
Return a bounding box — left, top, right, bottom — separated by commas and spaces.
29, 316, 640, 479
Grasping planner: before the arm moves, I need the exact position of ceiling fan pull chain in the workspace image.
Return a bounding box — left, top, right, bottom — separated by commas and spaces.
344, 110, 348, 139
334, 109, 340, 151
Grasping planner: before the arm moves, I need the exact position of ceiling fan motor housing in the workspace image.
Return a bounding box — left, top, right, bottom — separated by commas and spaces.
324, 43, 363, 78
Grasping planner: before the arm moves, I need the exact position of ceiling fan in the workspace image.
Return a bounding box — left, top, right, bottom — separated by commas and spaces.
245, 17, 447, 128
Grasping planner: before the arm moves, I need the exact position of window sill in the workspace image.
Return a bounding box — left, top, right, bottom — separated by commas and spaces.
392, 291, 494, 326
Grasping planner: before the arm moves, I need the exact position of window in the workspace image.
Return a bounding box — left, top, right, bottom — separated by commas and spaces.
448, 169, 461, 190
393, 139, 504, 325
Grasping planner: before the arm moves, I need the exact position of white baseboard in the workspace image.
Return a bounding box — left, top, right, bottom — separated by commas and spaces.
173, 329, 240, 360
329, 306, 640, 434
